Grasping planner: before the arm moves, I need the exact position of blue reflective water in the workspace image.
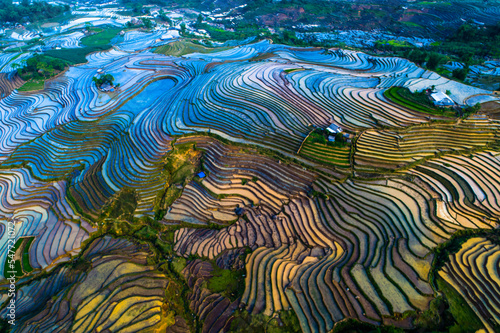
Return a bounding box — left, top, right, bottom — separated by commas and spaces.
120, 78, 176, 112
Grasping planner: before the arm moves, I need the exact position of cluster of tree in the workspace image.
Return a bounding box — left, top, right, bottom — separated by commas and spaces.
131, 2, 149, 15
92, 74, 115, 88
141, 17, 153, 29
274, 30, 309, 46
0, 0, 69, 23
189, 21, 267, 41
452, 67, 469, 81
400, 49, 447, 70
372, 21, 499, 83
158, 10, 172, 25
125, 17, 154, 30
15, 54, 67, 80
310, 129, 347, 147
437, 22, 500, 60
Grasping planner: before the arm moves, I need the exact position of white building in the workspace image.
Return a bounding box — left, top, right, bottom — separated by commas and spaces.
430, 91, 454, 107
326, 124, 343, 134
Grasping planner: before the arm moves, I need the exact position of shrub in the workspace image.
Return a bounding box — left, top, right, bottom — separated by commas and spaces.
92, 74, 115, 88
452, 67, 468, 81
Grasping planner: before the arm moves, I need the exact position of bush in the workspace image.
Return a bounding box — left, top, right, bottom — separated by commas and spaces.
207, 265, 245, 301
310, 131, 327, 144
0, 0, 69, 24
452, 67, 468, 81
92, 74, 115, 88
17, 54, 68, 80
426, 52, 444, 70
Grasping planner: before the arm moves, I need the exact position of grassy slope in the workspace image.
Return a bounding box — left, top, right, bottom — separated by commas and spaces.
154, 40, 230, 56
21, 237, 34, 273
18, 79, 45, 91
44, 27, 122, 64
436, 277, 484, 332
299, 132, 350, 167
384, 87, 455, 117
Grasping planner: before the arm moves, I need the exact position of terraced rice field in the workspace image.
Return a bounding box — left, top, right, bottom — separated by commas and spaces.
299, 137, 351, 169
154, 40, 231, 57
355, 115, 500, 171
439, 237, 500, 333
0, 36, 499, 332
0, 236, 182, 332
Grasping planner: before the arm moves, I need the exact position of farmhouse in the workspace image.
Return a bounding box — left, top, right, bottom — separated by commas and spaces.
326, 123, 343, 134
100, 83, 114, 92
430, 91, 454, 107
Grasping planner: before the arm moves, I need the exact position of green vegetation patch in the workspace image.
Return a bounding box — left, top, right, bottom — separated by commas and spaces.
436, 277, 484, 332
21, 237, 34, 273
385, 40, 411, 47
154, 142, 202, 219
401, 21, 423, 29
18, 79, 45, 91
331, 318, 404, 333
99, 187, 138, 221
299, 130, 351, 167
16, 54, 69, 84
384, 87, 455, 117
0, 0, 69, 24
193, 22, 266, 42
81, 28, 122, 47
92, 73, 115, 88
44, 27, 122, 64
154, 40, 230, 57
207, 263, 245, 301
171, 257, 187, 275
230, 310, 302, 333
44, 47, 98, 65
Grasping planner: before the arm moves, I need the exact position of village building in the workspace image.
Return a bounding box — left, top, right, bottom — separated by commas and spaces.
430, 91, 454, 107
326, 123, 343, 134
100, 83, 114, 92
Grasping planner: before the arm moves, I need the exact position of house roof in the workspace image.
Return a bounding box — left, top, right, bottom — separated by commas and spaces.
326, 124, 342, 133
431, 91, 452, 103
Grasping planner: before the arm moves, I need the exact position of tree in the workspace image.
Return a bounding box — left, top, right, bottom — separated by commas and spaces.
92, 74, 115, 88
197, 14, 203, 26
426, 52, 443, 70
159, 9, 171, 25
141, 17, 153, 30
180, 23, 186, 35
132, 3, 142, 14
453, 24, 478, 42
406, 49, 427, 65
0, 0, 68, 24
452, 67, 468, 81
